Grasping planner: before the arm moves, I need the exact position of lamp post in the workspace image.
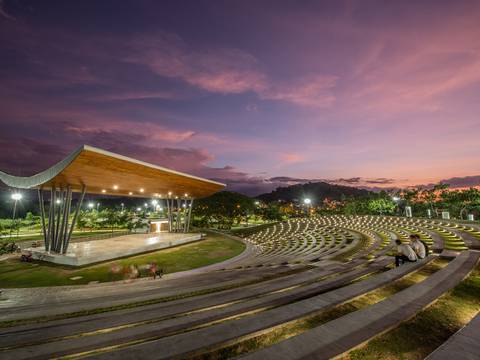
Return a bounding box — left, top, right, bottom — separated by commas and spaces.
10, 192, 22, 239
151, 199, 158, 212
304, 198, 311, 217
392, 196, 400, 216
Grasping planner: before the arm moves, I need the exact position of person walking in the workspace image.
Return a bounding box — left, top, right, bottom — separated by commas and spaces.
150, 262, 158, 279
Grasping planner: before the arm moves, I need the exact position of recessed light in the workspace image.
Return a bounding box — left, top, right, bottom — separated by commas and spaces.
139, 188, 144, 193
128, 191, 133, 195
101, 189, 106, 193
113, 185, 118, 190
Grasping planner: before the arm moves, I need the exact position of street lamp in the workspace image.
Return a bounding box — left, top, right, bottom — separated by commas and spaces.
304, 198, 312, 217
10, 192, 23, 238
88, 202, 94, 209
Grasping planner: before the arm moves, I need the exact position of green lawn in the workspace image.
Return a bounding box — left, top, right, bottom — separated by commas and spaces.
0, 232, 245, 288
1, 229, 127, 244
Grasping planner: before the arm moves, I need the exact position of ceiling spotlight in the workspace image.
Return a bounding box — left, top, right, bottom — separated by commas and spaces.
113, 185, 118, 190
184, 193, 188, 197
168, 191, 172, 196
128, 192, 133, 195
101, 189, 106, 193
139, 188, 145, 193
11, 193, 22, 201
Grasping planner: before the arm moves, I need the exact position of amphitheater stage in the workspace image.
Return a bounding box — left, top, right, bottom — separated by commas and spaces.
26, 232, 204, 266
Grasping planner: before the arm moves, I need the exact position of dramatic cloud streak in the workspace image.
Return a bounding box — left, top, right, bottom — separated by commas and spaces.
0, 0, 479, 196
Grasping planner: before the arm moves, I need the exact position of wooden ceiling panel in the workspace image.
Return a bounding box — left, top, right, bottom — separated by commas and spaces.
0, 145, 225, 199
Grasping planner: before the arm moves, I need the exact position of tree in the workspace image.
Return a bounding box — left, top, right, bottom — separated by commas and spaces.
367, 198, 396, 215
441, 187, 480, 219
260, 203, 283, 221
193, 191, 255, 229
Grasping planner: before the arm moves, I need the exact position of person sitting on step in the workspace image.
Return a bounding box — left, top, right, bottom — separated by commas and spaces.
410, 234, 427, 259
395, 239, 418, 267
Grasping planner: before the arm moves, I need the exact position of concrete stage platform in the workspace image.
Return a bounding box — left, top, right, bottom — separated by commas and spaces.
26, 232, 204, 266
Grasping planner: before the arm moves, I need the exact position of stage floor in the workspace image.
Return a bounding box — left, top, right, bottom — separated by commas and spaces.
26, 232, 204, 266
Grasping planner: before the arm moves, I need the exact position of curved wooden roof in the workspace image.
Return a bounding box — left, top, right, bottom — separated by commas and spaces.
0, 145, 225, 198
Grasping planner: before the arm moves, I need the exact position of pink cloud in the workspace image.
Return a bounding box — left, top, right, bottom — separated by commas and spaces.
126, 36, 267, 94
280, 153, 305, 164
349, 13, 480, 112
126, 33, 335, 107
260, 75, 337, 107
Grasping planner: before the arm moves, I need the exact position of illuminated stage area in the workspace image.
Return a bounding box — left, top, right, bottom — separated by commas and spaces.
26, 232, 204, 266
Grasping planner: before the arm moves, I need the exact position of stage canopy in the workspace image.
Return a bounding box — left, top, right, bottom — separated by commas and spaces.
0, 145, 225, 198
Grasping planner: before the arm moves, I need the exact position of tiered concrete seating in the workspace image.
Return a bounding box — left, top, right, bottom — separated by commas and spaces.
241, 251, 479, 360
0, 215, 477, 360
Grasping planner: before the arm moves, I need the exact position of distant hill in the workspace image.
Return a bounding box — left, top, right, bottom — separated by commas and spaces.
257, 181, 372, 203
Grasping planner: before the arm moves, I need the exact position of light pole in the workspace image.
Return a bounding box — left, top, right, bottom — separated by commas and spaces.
304, 198, 311, 217
10, 192, 22, 239
392, 196, 401, 216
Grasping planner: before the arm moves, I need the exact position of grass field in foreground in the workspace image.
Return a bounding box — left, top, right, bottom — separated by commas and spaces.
0, 232, 245, 288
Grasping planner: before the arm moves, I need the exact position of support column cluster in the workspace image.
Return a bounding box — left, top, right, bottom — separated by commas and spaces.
38, 185, 86, 254
165, 196, 194, 233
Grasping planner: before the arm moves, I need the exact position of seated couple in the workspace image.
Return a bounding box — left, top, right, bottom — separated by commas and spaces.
395, 234, 429, 267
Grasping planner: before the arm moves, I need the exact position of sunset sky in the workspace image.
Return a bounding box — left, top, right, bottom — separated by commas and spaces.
1, 0, 479, 195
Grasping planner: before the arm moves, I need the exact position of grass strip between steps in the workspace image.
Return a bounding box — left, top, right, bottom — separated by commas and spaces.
339, 257, 480, 360
0, 266, 311, 329
190, 258, 449, 360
